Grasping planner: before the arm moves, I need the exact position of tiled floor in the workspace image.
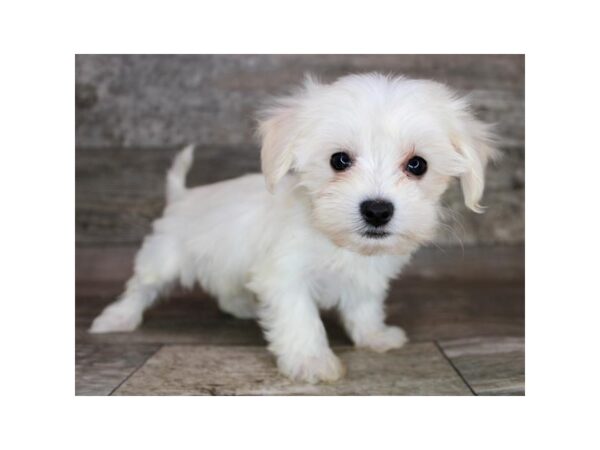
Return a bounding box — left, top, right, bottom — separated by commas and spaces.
76, 246, 525, 395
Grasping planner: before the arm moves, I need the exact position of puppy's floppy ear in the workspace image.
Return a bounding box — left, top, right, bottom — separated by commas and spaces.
258, 105, 297, 193
258, 75, 319, 193
450, 98, 500, 213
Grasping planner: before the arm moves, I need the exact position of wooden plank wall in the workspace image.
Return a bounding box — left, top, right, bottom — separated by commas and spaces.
76, 55, 524, 247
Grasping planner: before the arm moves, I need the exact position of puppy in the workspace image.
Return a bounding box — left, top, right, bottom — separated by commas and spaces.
90, 73, 497, 383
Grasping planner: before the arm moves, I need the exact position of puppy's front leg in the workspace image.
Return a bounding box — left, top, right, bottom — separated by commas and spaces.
339, 284, 408, 353
253, 280, 345, 383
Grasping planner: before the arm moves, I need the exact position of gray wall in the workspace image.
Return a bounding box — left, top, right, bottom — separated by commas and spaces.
76, 55, 524, 247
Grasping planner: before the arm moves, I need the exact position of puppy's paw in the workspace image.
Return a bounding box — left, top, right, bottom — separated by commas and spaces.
278, 350, 346, 384
89, 303, 143, 334
356, 326, 408, 353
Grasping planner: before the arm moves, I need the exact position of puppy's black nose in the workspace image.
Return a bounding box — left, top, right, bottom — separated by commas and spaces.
360, 199, 394, 227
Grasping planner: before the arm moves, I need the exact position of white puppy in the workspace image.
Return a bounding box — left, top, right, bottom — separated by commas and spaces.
90, 73, 497, 383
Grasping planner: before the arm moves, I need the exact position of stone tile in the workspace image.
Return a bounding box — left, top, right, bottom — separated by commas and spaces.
76, 344, 160, 395
438, 336, 525, 395
113, 344, 471, 396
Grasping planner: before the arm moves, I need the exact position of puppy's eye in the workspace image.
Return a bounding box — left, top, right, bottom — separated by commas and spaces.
405, 156, 427, 177
330, 152, 353, 171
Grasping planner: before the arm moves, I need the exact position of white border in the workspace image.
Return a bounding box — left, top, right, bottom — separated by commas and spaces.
2, 1, 600, 448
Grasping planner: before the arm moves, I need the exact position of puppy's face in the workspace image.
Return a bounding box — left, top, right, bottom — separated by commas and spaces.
259, 74, 497, 255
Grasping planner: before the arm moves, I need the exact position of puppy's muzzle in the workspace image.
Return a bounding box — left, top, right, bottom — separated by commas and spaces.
360, 199, 394, 227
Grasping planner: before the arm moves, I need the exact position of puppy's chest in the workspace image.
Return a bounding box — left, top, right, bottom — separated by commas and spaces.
307, 252, 402, 309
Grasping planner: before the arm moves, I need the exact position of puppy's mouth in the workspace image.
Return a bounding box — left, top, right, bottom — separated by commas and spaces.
361, 230, 391, 239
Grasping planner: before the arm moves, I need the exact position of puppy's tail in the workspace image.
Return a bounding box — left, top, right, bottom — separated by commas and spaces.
166, 144, 194, 203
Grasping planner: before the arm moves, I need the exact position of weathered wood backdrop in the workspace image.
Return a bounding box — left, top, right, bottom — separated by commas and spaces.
76, 55, 524, 247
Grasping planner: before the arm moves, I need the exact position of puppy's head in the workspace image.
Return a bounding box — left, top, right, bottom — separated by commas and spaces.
258, 73, 498, 255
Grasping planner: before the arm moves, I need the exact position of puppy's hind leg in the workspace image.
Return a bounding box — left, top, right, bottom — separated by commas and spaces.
89, 278, 164, 333
89, 234, 181, 333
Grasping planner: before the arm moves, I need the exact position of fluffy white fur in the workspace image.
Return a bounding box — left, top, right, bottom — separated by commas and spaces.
90, 73, 497, 383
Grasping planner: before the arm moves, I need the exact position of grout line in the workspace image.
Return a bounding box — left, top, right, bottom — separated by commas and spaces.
108, 345, 163, 396
434, 340, 477, 396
